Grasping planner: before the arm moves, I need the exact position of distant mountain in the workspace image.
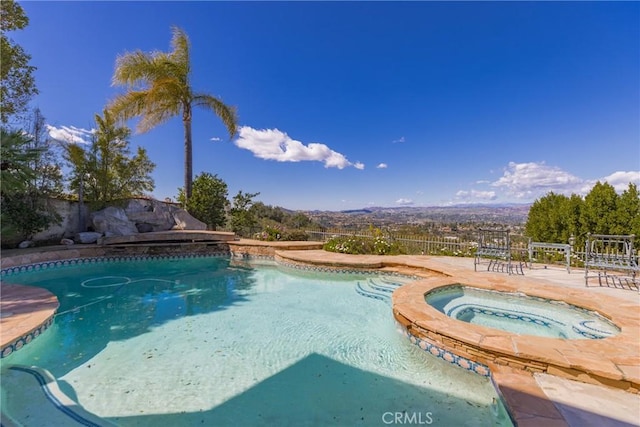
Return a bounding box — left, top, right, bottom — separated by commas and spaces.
303, 203, 532, 227
338, 209, 374, 214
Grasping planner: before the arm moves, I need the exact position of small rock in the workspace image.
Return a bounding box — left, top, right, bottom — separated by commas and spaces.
60, 238, 75, 245
76, 231, 102, 244
18, 240, 34, 249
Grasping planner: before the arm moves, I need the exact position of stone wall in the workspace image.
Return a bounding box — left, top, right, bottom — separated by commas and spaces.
2, 197, 206, 248
0, 199, 84, 247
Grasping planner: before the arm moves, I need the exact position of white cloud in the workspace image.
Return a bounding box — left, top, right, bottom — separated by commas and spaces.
392, 136, 405, 143
46, 125, 93, 144
454, 161, 640, 204
484, 161, 640, 200
491, 161, 583, 198
596, 171, 640, 192
234, 126, 362, 169
455, 190, 497, 201
396, 198, 414, 205
210, 137, 222, 142
377, 163, 388, 169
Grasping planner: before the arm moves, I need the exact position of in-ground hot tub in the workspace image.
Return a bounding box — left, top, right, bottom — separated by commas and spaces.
425, 284, 620, 339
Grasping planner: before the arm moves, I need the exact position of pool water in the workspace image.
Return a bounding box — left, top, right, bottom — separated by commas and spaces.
1, 257, 512, 426
426, 285, 620, 340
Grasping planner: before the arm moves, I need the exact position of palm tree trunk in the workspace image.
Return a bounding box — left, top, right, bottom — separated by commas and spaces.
183, 105, 193, 202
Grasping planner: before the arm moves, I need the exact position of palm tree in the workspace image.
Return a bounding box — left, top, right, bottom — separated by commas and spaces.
108, 26, 237, 202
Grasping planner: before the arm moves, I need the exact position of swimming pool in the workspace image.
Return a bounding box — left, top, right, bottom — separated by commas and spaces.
1, 256, 512, 426
425, 284, 620, 339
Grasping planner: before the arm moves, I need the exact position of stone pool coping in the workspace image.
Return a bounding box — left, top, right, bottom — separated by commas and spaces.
393, 276, 639, 391
0, 284, 58, 356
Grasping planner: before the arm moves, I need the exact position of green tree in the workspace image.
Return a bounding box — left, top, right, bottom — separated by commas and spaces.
283, 212, 312, 229
564, 194, 583, 237
614, 183, 640, 238
1, 0, 38, 124
1, 124, 61, 243
64, 110, 155, 208
177, 172, 228, 229
25, 108, 64, 196
108, 26, 238, 203
229, 190, 260, 236
525, 192, 572, 243
580, 181, 619, 236
0, 128, 39, 194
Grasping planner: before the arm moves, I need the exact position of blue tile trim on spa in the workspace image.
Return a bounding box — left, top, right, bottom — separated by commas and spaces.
427, 284, 620, 338
396, 324, 491, 377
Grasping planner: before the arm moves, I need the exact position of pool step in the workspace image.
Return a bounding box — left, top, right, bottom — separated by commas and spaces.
1, 365, 116, 427
355, 278, 403, 302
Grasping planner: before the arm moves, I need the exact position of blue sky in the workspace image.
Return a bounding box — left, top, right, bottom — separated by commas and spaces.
12, 1, 640, 211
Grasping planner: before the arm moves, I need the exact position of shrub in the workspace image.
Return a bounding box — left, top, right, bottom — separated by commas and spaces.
1, 192, 61, 242
255, 225, 309, 242
255, 225, 283, 241
323, 232, 404, 255
281, 230, 309, 241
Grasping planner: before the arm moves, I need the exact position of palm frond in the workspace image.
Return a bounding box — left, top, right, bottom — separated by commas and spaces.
132, 78, 184, 131
147, 77, 189, 103
112, 51, 177, 88
193, 94, 238, 138
138, 101, 182, 133
169, 26, 191, 72
107, 91, 150, 123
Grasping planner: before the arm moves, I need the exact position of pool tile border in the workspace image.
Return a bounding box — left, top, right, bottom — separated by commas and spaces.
275, 256, 420, 280
1, 316, 54, 359
396, 322, 491, 377
0, 252, 230, 277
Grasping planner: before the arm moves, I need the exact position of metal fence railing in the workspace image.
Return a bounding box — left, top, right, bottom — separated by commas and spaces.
305, 228, 631, 266
304, 228, 531, 258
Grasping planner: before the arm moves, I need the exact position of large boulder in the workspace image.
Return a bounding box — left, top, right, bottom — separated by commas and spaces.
91, 207, 139, 236
171, 207, 207, 230
125, 199, 175, 232
91, 200, 206, 236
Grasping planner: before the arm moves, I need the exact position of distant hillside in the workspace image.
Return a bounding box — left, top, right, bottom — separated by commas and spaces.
303, 203, 531, 227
